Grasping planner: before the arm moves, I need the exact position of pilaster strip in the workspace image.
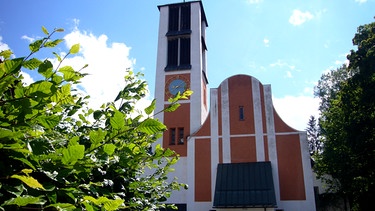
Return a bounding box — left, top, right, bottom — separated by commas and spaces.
252, 77, 265, 161
221, 79, 231, 163
210, 88, 219, 201
264, 85, 281, 204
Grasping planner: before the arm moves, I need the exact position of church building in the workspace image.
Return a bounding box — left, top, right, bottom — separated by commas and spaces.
154, 1, 316, 211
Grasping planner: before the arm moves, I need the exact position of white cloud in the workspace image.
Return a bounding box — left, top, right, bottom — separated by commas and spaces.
355, 0, 367, 4
0, 36, 10, 52
285, 71, 293, 78
270, 59, 295, 70
247, 0, 263, 4
289, 9, 314, 26
21, 35, 35, 43
273, 95, 320, 131
20, 71, 34, 85
270, 59, 297, 78
53, 28, 151, 113
263, 38, 270, 47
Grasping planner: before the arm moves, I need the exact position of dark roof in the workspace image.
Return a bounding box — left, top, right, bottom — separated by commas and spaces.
213, 162, 277, 208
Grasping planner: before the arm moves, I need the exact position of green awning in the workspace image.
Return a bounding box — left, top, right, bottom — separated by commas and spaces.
213, 162, 277, 208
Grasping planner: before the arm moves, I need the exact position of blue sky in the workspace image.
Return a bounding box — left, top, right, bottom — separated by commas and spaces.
1, 0, 374, 130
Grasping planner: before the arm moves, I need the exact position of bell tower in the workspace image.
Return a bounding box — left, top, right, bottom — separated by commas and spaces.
154, 1, 208, 156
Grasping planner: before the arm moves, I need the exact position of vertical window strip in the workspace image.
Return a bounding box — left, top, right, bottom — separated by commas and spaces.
239, 106, 245, 121
170, 128, 176, 145
180, 4, 191, 31
180, 37, 190, 66
178, 127, 184, 145
168, 6, 179, 32
167, 39, 178, 67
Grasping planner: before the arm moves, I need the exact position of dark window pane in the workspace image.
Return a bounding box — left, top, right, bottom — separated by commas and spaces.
180, 4, 191, 31
178, 128, 184, 145
167, 39, 178, 67
180, 38, 190, 66
169, 6, 179, 32
239, 106, 245, 120
170, 128, 176, 145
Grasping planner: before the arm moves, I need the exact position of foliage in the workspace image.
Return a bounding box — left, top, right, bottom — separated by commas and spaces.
306, 115, 322, 156
314, 64, 355, 114
314, 20, 375, 210
0, 27, 190, 210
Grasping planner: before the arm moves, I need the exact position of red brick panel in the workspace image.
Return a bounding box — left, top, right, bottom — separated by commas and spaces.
195, 138, 212, 201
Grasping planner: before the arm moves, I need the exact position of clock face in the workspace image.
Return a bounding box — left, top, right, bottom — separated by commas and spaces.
168, 79, 187, 95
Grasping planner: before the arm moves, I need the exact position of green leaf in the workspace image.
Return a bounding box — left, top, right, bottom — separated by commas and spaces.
61, 145, 85, 165
52, 74, 63, 84
164, 103, 180, 112
55, 28, 65, 32
69, 43, 80, 54
0, 49, 13, 59
89, 129, 107, 149
103, 199, 125, 211
44, 39, 64, 48
83, 196, 100, 205
26, 81, 53, 97
52, 52, 62, 62
83, 202, 95, 211
103, 144, 116, 155
83, 196, 124, 211
3, 184, 24, 197
29, 39, 43, 53
2, 195, 45, 207
21, 169, 33, 174
42, 26, 49, 35
37, 60, 54, 78
10, 175, 45, 190
145, 99, 156, 115
93, 110, 103, 120
2, 57, 23, 74
46, 203, 76, 210
36, 115, 61, 129
137, 118, 167, 135
110, 111, 125, 130
68, 136, 80, 146
59, 66, 82, 81
51, 83, 73, 104
11, 157, 36, 170
0, 127, 17, 139
23, 58, 43, 70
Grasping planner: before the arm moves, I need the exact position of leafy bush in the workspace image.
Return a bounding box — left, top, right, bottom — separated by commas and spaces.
0, 27, 189, 210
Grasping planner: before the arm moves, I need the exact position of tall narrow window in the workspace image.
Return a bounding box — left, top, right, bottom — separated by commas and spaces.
239, 106, 245, 121
180, 4, 191, 31
168, 4, 191, 33
167, 39, 178, 67
170, 128, 176, 145
179, 37, 190, 67
178, 128, 184, 145
166, 37, 191, 70
168, 6, 179, 32
165, 4, 192, 71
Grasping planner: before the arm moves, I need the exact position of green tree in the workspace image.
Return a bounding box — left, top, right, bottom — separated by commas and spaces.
306, 115, 321, 156
315, 20, 375, 210
0, 27, 189, 210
